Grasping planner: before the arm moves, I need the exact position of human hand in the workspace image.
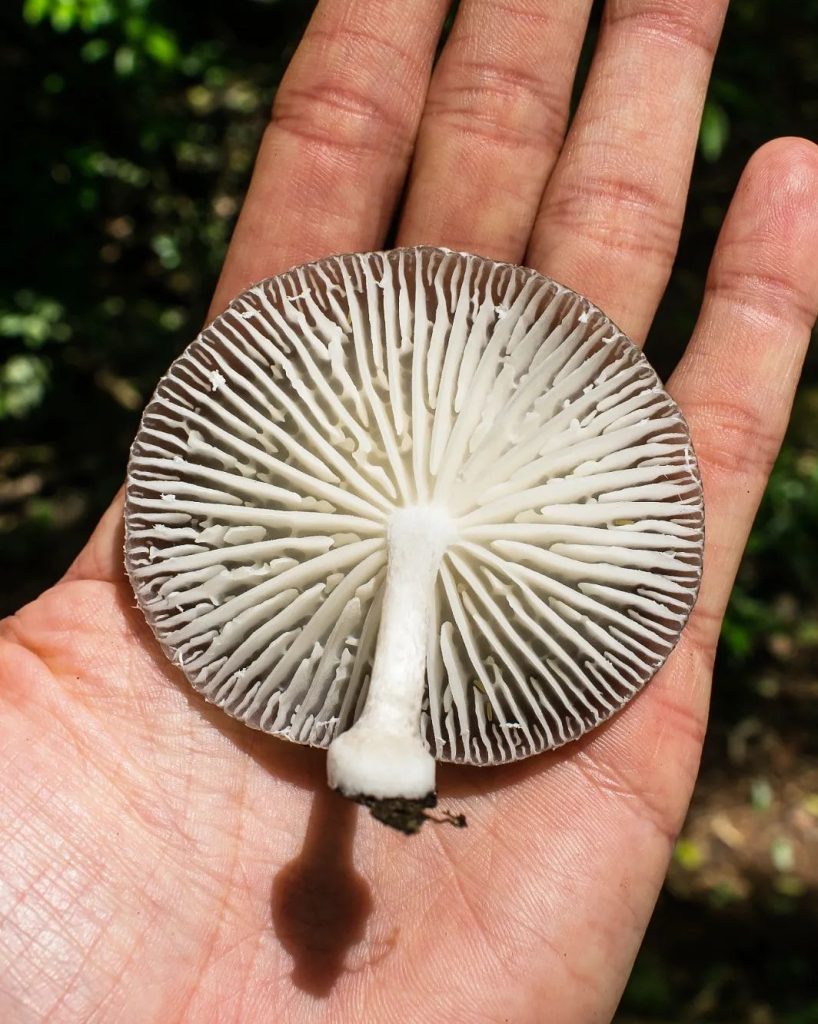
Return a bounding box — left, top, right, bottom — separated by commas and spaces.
3, 2, 818, 1021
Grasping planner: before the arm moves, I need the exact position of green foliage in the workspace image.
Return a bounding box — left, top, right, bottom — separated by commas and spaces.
699, 100, 730, 162
621, 951, 674, 1016
23, 0, 116, 33
722, 409, 818, 664
0, 354, 50, 419
1, 0, 314, 610
23, 0, 180, 74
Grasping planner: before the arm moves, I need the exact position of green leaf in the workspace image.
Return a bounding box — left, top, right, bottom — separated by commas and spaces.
150, 233, 181, 269
700, 101, 730, 163
51, 0, 79, 32
144, 27, 179, 67
0, 355, 49, 419
674, 837, 706, 870
22, 0, 51, 24
78, 0, 114, 31
751, 778, 773, 811
81, 38, 109, 62
42, 72, 65, 93
114, 45, 136, 76
770, 837, 796, 872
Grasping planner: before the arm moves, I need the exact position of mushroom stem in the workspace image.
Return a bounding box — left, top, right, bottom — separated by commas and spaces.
327, 505, 454, 804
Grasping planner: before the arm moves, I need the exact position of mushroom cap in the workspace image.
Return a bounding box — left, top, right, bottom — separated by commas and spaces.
125, 246, 704, 767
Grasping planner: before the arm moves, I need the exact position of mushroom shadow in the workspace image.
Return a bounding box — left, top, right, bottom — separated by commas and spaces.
114, 573, 374, 996
271, 785, 372, 997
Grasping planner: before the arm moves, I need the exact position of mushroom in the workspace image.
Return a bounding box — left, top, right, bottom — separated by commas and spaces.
125, 246, 704, 833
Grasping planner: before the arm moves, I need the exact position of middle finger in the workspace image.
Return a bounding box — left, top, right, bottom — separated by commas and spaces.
529, 0, 728, 342
397, 0, 593, 262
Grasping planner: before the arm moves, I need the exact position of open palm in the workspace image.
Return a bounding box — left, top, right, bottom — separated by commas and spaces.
3, 2, 818, 1021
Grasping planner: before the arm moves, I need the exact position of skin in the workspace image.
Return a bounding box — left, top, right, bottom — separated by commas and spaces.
2, 1, 818, 1021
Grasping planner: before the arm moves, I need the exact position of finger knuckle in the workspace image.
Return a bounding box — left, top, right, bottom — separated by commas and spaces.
687, 397, 782, 480
271, 25, 424, 159
605, 0, 723, 60
708, 263, 817, 333
426, 58, 566, 155
271, 79, 413, 158
542, 171, 680, 264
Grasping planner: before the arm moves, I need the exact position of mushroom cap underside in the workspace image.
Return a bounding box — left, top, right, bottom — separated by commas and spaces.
124, 246, 704, 767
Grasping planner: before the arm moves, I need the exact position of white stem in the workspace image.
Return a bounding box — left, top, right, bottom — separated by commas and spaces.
327, 505, 454, 800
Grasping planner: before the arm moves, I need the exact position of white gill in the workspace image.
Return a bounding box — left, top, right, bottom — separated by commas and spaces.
125, 247, 704, 768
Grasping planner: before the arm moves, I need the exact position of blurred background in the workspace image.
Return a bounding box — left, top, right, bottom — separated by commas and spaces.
1, 0, 817, 1019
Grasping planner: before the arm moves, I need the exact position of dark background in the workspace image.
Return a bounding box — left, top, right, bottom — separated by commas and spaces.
1, 1, 817, 1020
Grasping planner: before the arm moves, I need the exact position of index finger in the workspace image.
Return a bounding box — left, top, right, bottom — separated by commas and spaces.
210, 0, 448, 316
67, 1, 448, 584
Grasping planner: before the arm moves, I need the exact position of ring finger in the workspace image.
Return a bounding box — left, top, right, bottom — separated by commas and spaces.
397, 0, 593, 262
529, 0, 729, 342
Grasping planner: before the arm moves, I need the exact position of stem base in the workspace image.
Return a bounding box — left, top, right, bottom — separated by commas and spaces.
327, 727, 435, 801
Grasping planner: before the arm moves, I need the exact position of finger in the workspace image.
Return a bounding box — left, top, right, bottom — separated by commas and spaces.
529, 0, 727, 342
669, 136, 818, 660
438, 142, 818, 1019
74, 1, 449, 582
569, 137, 818, 837
397, 0, 593, 263
210, 0, 449, 316
63, 486, 125, 584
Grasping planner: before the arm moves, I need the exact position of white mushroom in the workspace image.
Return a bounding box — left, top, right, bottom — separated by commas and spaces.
125, 247, 704, 832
